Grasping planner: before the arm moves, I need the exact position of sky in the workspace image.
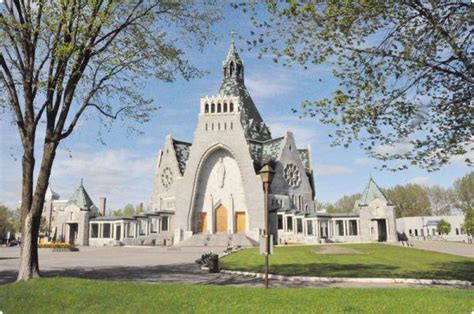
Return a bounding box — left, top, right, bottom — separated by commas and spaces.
0, 5, 472, 211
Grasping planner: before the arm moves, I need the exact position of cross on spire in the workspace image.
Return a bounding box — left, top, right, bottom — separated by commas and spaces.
230, 31, 237, 43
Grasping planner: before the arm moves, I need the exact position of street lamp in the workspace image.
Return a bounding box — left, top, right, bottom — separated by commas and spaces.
259, 163, 275, 289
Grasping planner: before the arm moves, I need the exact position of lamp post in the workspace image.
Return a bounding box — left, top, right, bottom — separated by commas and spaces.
259, 163, 275, 289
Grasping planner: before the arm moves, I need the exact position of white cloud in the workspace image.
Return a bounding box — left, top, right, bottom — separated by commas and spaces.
375, 141, 413, 156
315, 164, 353, 176
246, 75, 293, 99
355, 158, 370, 166
50, 149, 156, 210
409, 176, 431, 186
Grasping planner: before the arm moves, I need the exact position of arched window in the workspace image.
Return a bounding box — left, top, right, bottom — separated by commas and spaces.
211, 123, 214, 131
205, 123, 208, 131
217, 103, 222, 113
224, 123, 227, 130
229, 102, 234, 112
223, 102, 228, 112
230, 61, 234, 76
218, 123, 220, 130
204, 103, 209, 113
237, 64, 241, 77
211, 103, 215, 113
230, 122, 233, 130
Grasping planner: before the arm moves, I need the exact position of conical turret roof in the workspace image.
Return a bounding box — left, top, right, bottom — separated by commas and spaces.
68, 180, 96, 210
359, 177, 390, 205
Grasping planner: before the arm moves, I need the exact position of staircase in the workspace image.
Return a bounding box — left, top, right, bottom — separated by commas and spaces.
177, 234, 258, 247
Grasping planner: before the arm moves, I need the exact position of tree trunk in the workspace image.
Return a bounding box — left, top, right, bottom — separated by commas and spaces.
17, 141, 58, 282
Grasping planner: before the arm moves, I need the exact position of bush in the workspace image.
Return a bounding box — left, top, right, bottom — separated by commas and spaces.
39, 242, 72, 249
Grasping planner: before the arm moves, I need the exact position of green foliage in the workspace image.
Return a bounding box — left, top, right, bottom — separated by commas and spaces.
1, 278, 473, 313
325, 193, 361, 213
425, 185, 454, 216
0, 204, 16, 239
385, 184, 431, 217
241, 1, 473, 170
436, 219, 451, 235
221, 243, 474, 282
452, 172, 474, 214
461, 209, 474, 236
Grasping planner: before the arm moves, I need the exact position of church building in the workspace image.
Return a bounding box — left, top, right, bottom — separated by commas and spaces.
80, 42, 397, 247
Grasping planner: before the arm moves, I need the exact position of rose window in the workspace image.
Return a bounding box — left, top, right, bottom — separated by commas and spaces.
161, 167, 174, 189
283, 163, 301, 187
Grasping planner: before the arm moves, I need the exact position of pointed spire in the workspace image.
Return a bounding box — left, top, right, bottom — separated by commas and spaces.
222, 40, 243, 81
359, 176, 390, 205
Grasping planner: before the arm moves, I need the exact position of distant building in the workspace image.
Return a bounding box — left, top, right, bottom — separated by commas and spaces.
396, 215, 467, 242
42, 181, 105, 245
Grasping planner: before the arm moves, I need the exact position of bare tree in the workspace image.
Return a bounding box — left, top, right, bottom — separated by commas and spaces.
0, 0, 220, 281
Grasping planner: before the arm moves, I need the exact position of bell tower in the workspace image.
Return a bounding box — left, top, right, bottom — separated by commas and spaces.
222, 41, 244, 82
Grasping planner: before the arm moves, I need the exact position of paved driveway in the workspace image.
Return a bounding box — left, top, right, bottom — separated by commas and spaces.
409, 241, 474, 258
1, 245, 471, 289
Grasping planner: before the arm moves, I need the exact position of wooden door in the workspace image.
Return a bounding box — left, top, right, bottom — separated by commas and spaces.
215, 205, 227, 233
197, 213, 207, 233
235, 212, 246, 233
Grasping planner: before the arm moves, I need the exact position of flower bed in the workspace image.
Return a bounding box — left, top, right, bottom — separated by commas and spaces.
39, 242, 79, 251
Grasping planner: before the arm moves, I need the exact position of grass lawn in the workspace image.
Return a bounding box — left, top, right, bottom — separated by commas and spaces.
220, 243, 474, 282
0, 278, 473, 313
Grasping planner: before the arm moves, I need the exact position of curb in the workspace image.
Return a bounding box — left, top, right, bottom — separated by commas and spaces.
220, 270, 473, 287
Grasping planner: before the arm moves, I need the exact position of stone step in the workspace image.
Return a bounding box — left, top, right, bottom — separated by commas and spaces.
177, 233, 258, 247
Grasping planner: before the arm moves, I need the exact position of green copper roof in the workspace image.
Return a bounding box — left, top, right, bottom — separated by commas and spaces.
359, 177, 390, 205
68, 182, 96, 210
248, 137, 285, 166
172, 139, 191, 175
219, 42, 271, 141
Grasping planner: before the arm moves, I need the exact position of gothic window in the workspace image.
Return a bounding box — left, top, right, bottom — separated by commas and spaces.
237, 64, 242, 77
230, 122, 233, 130
223, 102, 228, 112
212, 123, 214, 131
205, 123, 208, 131
161, 167, 174, 189
211, 103, 215, 113
230, 61, 234, 76
217, 103, 222, 112
224, 123, 227, 130
204, 103, 209, 113
218, 123, 220, 130
284, 163, 301, 188
229, 102, 234, 112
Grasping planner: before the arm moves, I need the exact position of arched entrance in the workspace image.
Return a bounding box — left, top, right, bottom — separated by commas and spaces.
215, 204, 228, 233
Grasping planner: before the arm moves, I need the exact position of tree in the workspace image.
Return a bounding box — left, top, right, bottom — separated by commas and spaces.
327, 193, 361, 213
385, 184, 431, 217
425, 185, 453, 216
0, 205, 15, 240
1, 0, 220, 281
123, 204, 136, 216
241, 1, 473, 170
452, 172, 474, 213
436, 219, 451, 235
461, 209, 474, 237
452, 172, 474, 237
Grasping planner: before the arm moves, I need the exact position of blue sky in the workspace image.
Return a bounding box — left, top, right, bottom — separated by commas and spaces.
0, 6, 471, 211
